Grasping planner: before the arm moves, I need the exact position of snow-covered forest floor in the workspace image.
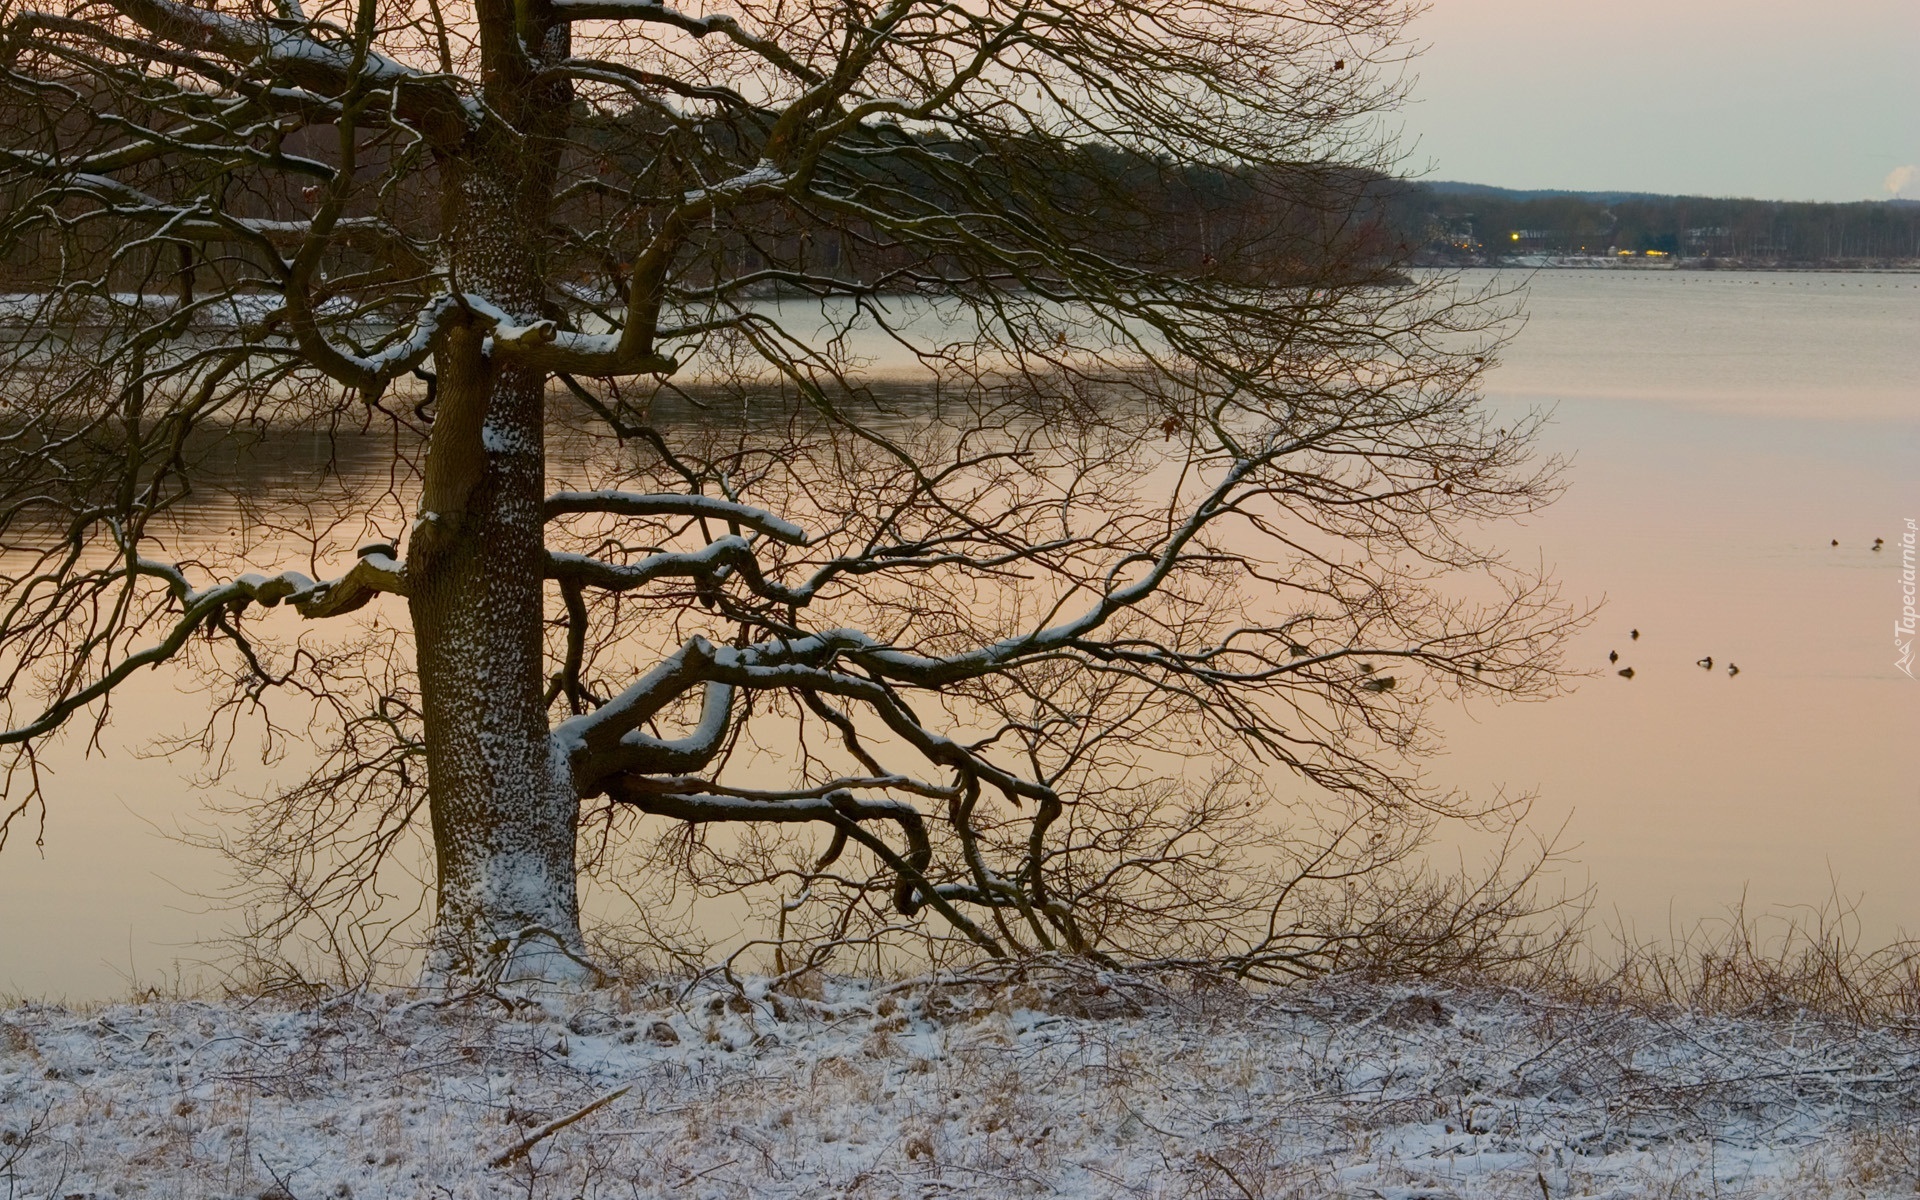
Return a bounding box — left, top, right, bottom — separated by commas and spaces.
5, 972, 1920, 1199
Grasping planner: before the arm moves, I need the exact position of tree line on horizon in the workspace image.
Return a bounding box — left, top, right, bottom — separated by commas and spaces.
1407, 186, 1920, 264
8, 85, 1904, 309
0, 93, 1415, 302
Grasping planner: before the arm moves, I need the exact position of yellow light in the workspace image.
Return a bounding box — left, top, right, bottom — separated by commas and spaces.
1510, 232, 1520, 241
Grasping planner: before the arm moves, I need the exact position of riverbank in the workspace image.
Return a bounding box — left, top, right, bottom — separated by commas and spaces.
6, 973, 1919, 1198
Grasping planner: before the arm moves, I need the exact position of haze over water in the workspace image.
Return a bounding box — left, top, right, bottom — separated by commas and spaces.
1, 269, 1916, 998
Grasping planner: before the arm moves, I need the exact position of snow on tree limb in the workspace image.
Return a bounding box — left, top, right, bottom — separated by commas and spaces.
451, 293, 678, 376
548, 0, 826, 84
610, 683, 733, 766
545, 539, 789, 598
70, 0, 481, 130
544, 491, 810, 544
0, 553, 408, 748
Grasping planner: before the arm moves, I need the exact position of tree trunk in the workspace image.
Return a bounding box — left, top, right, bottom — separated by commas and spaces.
408, 144, 588, 981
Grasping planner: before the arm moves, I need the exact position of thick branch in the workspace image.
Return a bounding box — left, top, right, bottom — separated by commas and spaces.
603, 781, 1002, 952
548, 0, 824, 84
574, 681, 733, 780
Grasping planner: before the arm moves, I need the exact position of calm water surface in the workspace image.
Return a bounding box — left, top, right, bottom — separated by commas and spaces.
1448, 269, 1919, 939
3, 269, 1916, 997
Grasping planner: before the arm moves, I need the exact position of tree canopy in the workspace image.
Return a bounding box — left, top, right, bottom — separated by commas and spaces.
0, 0, 1579, 982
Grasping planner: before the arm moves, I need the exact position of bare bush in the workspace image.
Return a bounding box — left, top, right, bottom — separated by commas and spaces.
1553, 894, 1920, 1027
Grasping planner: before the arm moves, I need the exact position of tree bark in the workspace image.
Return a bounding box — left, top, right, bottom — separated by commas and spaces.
408, 140, 589, 981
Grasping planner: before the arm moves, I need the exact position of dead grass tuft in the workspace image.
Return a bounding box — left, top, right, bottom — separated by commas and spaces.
1503, 892, 1920, 1027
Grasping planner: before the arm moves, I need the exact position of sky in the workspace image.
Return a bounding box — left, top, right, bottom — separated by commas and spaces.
1397, 0, 1920, 202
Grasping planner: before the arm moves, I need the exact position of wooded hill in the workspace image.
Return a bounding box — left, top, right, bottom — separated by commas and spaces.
1411, 182, 1920, 265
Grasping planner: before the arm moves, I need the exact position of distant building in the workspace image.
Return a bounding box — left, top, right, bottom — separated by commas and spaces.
1684, 226, 1734, 255
1428, 217, 1479, 253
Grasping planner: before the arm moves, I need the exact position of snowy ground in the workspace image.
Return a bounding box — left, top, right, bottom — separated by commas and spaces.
4, 973, 1920, 1199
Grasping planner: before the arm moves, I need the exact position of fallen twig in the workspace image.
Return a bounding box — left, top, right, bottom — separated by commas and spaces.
488, 1085, 632, 1168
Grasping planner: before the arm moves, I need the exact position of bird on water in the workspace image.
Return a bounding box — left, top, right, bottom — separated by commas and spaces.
1608, 650, 1618, 663
1727, 663, 1740, 677
1697, 656, 1713, 669
1630, 629, 1640, 640
1618, 667, 1635, 679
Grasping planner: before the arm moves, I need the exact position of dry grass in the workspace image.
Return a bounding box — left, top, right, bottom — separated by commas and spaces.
16, 876, 1920, 1196
1500, 893, 1920, 1029
6, 968, 1920, 1198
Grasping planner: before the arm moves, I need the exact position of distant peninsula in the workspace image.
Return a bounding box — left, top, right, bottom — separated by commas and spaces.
1407, 181, 1920, 269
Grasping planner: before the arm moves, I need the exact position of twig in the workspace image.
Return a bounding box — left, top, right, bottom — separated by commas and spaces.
487, 1085, 632, 1168
1196, 1150, 1259, 1200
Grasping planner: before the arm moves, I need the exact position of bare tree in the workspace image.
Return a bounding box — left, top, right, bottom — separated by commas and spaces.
0, 0, 1579, 981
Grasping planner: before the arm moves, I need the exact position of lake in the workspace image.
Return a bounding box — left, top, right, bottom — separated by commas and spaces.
1444, 269, 1920, 943
2, 269, 1916, 998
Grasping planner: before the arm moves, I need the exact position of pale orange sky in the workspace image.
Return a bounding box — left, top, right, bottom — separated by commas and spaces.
1400, 0, 1919, 201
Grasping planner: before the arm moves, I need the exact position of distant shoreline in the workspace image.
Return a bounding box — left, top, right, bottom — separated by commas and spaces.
1464, 258, 1920, 273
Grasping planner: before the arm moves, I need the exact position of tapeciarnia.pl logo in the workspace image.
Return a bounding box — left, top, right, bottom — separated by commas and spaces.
1898, 518, 1917, 678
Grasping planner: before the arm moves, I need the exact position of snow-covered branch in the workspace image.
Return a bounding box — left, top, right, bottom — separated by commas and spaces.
579, 681, 734, 778
553, 637, 721, 776
282, 293, 462, 397
217, 550, 411, 619
544, 491, 809, 544
680, 160, 787, 206
0, 552, 406, 748
17, 171, 411, 257
0, 124, 334, 183
538, 58, 752, 111
548, 1, 825, 84
453, 295, 677, 377
606, 785, 920, 828
601, 780, 1004, 949
96, 0, 479, 132
544, 538, 801, 602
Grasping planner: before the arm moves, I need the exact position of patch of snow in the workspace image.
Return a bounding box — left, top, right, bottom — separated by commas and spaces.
2, 979, 1917, 1197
